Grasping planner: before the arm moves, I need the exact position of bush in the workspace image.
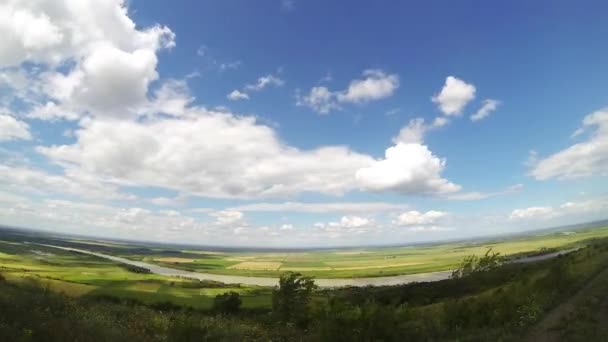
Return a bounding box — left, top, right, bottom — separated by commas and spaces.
212, 291, 242, 314
272, 272, 317, 327
451, 248, 503, 279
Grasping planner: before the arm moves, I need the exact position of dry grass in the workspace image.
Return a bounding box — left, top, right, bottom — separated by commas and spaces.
154, 257, 195, 263
228, 261, 282, 270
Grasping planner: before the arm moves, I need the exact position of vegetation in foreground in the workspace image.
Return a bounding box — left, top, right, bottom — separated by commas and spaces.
2, 235, 608, 341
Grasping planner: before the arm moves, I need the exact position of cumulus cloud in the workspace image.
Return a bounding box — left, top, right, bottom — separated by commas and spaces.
297, 69, 399, 114
356, 143, 461, 195
508, 206, 556, 220
392, 117, 450, 144
0, 0, 174, 121
227, 89, 249, 101
393, 118, 427, 144
338, 69, 399, 103
471, 99, 500, 122
313, 216, 374, 238
210, 210, 245, 226
531, 108, 608, 180
37, 113, 375, 199
508, 197, 608, 222
393, 210, 447, 226
432, 76, 476, 116
0, 114, 31, 141
296, 86, 340, 114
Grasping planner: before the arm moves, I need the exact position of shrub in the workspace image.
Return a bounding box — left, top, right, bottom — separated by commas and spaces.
272, 272, 317, 327
212, 291, 242, 314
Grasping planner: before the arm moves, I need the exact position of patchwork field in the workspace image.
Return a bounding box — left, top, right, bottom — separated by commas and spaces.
1, 224, 608, 312
68, 225, 608, 278
0, 239, 272, 310
133, 226, 608, 278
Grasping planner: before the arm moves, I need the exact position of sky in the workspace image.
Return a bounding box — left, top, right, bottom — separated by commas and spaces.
0, 0, 607, 247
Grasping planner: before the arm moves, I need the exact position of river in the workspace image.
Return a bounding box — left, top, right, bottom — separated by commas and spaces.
37, 244, 578, 288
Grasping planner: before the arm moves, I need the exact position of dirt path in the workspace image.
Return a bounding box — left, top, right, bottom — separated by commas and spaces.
525, 265, 608, 341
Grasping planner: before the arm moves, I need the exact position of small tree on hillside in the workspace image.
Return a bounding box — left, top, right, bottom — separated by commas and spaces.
272, 272, 317, 327
213, 291, 242, 314
451, 248, 503, 279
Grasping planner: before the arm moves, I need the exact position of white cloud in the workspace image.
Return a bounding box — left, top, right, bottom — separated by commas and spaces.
356, 143, 461, 195
226, 73, 283, 101
432, 76, 476, 116
0, 164, 133, 201
298, 69, 399, 114
446, 183, 523, 201
507, 198, 608, 221
392, 116, 451, 144
0, 198, 214, 241
393, 210, 447, 226
227, 89, 249, 101
313, 216, 375, 238
37, 113, 375, 199
393, 118, 427, 144
230, 201, 408, 214
0, 0, 174, 121
280, 223, 294, 230
0, 114, 31, 141
338, 215, 371, 228
471, 99, 500, 122
338, 69, 399, 104
531, 109, 608, 180
245, 74, 284, 91
296, 86, 340, 114
210, 210, 245, 226
509, 206, 557, 220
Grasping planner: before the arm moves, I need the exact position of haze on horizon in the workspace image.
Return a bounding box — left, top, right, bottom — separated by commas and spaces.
0, 0, 607, 247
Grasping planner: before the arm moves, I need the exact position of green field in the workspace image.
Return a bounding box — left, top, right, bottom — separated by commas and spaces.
111, 225, 608, 278
0, 240, 272, 310
1, 225, 608, 312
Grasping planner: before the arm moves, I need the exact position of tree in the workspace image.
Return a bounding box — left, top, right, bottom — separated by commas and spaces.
451, 248, 503, 279
212, 291, 242, 314
272, 272, 317, 327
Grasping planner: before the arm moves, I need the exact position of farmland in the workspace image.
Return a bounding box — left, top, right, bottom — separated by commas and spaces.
91, 225, 608, 278
0, 238, 272, 310
0, 224, 607, 312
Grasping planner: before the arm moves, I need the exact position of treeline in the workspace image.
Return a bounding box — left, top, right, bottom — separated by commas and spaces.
2, 239, 608, 341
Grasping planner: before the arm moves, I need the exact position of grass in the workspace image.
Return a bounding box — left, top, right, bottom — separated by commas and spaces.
0, 240, 273, 310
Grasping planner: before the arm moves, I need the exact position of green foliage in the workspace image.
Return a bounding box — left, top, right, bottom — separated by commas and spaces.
451, 248, 503, 279
212, 291, 242, 314
272, 272, 317, 327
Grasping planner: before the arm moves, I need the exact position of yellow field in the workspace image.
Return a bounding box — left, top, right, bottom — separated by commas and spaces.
154, 257, 195, 263
228, 261, 282, 270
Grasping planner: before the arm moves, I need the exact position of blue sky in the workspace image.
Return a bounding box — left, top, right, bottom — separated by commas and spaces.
0, 0, 607, 247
